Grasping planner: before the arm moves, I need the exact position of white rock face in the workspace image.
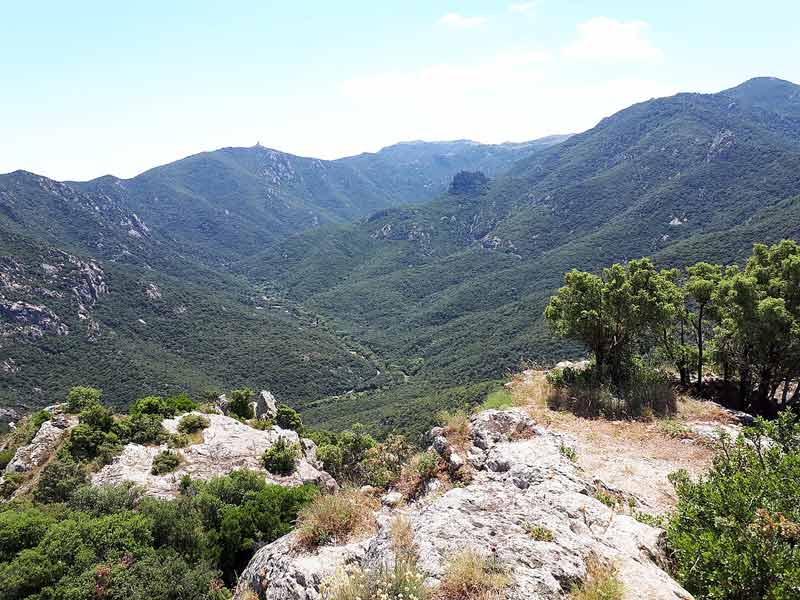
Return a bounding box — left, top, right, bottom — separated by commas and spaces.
92, 412, 333, 498
5, 417, 75, 473
235, 409, 692, 600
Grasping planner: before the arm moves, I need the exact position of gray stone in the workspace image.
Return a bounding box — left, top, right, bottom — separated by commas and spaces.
448, 451, 464, 471
256, 390, 279, 420
92, 412, 334, 498
381, 491, 403, 507
235, 408, 691, 600
5, 417, 74, 474
431, 435, 449, 457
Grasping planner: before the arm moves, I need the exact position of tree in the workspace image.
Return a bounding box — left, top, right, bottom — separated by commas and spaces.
685, 262, 722, 394
714, 241, 800, 414
275, 405, 302, 432
66, 386, 102, 413
545, 259, 681, 385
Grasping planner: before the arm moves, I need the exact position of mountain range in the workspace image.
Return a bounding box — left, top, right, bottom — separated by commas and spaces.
2, 76, 800, 435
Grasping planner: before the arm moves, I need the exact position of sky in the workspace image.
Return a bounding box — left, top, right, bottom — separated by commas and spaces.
2, 1, 799, 181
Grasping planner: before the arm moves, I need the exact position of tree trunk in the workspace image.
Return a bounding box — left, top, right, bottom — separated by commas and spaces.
738, 364, 751, 412
696, 304, 705, 395
752, 367, 777, 417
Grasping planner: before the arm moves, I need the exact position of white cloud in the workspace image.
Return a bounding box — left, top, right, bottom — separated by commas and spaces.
438, 12, 487, 29
334, 51, 677, 158
509, 2, 537, 13
562, 17, 662, 62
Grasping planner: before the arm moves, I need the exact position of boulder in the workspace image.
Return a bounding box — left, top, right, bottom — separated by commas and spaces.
256, 390, 279, 420
5, 417, 74, 473
235, 409, 691, 600
92, 412, 334, 498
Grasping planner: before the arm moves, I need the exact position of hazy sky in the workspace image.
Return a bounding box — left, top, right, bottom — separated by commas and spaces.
3, 1, 799, 181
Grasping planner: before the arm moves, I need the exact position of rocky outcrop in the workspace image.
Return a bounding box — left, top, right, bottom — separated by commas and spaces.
4, 414, 75, 473
255, 391, 278, 420
0, 300, 68, 337
92, 412, 335, 498
235, 409, 691, 600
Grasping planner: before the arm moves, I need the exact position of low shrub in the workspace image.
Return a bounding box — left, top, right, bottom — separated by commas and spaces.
323, 556, 428, 600
262, 438, 299, 475
178, 414, 210, 434
524, 523, 554, 542
0, 448, 15, 470
397, 451, 442, 499
359, 435, 415, 488
436, 549, 510, 599
295, 491, 377, 549
227, 389, 254, 420
667, 411, 800, 599
151, 450, 181, 475
559, 444, 578, 462
276, 405, 303, 432
168, 433, 191, 448
34, 458, 87, 503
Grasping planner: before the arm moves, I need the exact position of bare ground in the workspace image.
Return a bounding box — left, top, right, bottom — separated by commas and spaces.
509, 370, 734, 513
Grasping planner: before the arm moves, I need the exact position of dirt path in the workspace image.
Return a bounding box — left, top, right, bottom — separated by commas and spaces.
509, 370, 734, 513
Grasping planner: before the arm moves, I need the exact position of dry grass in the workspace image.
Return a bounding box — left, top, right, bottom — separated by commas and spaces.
436, 410, 471, 452
396, 450, 445, 500
389, 515, 417, 559
295, 489, 378, 549
321, 557, 429, 600
570, 556, 624, 600
435, 549, 511, 600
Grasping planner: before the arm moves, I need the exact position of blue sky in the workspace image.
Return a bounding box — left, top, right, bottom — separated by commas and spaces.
2, 1, 799, 180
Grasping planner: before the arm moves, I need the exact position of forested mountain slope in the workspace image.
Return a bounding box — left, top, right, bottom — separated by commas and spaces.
244, 78, 800, 429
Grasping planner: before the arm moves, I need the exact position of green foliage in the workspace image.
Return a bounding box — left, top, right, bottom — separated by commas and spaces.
667, 411, 800, 599
275, 404, 303, 432
227, 389, 254, 420
79, 402, 114, 431
33, 458, 87, 503
178, 413, 210, 434
316, 443, 345, 479
115, 413, 168, 445
130, 394, 198, 418
0, 449, 14, 470
261, 439, 299, 476
360, 435, 415, 488
524, 523, 554, 542
480, 388, 515, 411
0, 468, 316, 598
151, 450, 182, 475
168, 433, 191, 448
66, 386, 102, 413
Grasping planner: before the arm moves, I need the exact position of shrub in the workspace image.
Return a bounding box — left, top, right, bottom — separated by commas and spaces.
79, 403, 114, 431
0, 448, 14, 470
130, 395, 170, 417
317, 444, 344, 478
524, 523, 554, 542
34, 458, 87, 503
570, 557, 624, 600
667, 411, 800, 599
67, 424, 120, 461
151, 450, 181, 475
275, 405, 303, 431
228, 389, 254, 420
397, 451, 441, 499
436, 549, 510, 599
178, 414, 210, 434
68, 482, 143, 516
262, 438, 299, 476
296, 491, 377, 549
559, 444, 577, 462
66, 386, 102, 413
360, 435, 415, 488
168, 433, 191, 448
436, 410, 471, 450
323, 556, 428, 600
115, 413, 167, 445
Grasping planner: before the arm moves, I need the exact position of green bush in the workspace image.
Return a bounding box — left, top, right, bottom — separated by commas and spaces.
667, 411, 800, 599
151, 450, 182, 475
316, 443, 344, 478
178, 413, 210, 434
360, 435, 415, 488
276, 405, 303, 431
79, 402, 114, 430
228, 389, 254, 420
262, 439, 299, 476
66, 386, 102, 413
479, 388, 515, 411
168, 433, 191, 448
0, 448, 14, 470
34, 458, 87, 503
115, 413, 167, 445
130, 394, 198, 418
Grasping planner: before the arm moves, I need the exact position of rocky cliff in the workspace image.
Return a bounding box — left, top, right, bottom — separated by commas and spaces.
235, 409, 692, 599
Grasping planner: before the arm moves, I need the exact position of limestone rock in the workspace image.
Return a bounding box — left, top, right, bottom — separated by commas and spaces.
92, 412, 333, 498
235, 409, 691, 600
5, 417, 74, 473
256, 390, 279, 420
